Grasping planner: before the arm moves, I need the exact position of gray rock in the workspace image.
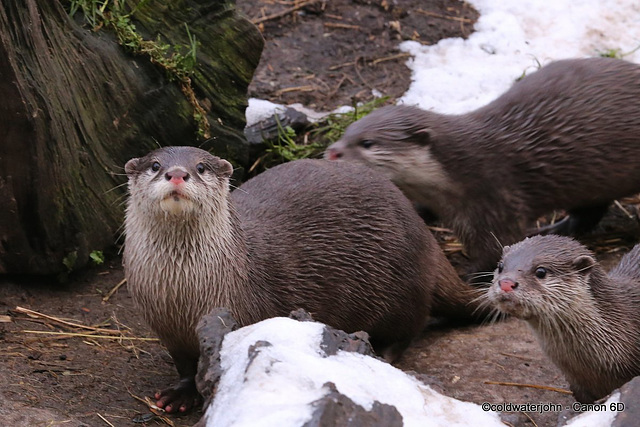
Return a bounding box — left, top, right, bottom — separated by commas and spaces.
195, 308, 238, 407
302, 382, 403, 427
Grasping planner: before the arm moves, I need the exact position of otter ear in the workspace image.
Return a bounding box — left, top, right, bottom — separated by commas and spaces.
572, 255, 595, 274
414, 128, 434, 146
124, 158, 140, 176
217, 159, 234, 179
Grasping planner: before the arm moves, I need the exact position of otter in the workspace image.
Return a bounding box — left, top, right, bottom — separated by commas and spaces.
486, 235, 640, 403
325, 57, 640, 274
123, 146, 484, 413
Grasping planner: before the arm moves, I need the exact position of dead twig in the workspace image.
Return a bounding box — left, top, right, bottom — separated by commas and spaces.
415, 8, 473, 24
102, 278, 127, 302
252, 0, 321, 25
484, 380, 572, 395
354, 56, 376, 92
274, 85, 315, 96
324, 22, 361, 30
14, 306, 121, 335
371, 52, 412, 65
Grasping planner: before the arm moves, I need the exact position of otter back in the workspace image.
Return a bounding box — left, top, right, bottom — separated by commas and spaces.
232, 159, 439, 348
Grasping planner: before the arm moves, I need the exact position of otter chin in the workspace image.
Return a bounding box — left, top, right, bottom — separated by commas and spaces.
160, 191, 194, 215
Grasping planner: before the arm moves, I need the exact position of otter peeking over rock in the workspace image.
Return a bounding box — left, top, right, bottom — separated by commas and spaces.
487, 235, 640, 403
123, 146, 486, 413
325, 57, 640, 275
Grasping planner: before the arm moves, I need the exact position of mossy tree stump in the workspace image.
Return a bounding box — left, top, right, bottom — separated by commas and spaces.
0, 0, 263, 275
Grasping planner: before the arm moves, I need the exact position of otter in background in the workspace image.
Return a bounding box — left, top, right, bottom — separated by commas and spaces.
326, 57, 640, 275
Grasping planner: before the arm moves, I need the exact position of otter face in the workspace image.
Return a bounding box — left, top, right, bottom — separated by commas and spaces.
488, 235, 596, 321
125, 146, 233, 218
324, 105, 457, 212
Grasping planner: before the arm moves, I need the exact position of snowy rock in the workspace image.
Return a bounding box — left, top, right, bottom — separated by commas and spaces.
195, 311, 503, 427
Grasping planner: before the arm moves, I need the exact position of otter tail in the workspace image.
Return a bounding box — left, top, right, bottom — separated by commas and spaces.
429, 263, 495, 324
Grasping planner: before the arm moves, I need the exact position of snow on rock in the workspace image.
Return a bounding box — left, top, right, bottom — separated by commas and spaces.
199, 317, 503, 427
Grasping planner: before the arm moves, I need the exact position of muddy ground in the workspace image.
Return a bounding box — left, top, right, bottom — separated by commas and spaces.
1, 1, 640, 426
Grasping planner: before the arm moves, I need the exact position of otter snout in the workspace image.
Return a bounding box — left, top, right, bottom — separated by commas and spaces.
325, 146, 343, 160
165, 168, 190, 185
499, 279, 518, 293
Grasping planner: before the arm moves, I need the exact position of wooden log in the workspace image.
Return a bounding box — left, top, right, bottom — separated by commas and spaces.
0, 0, 263, 275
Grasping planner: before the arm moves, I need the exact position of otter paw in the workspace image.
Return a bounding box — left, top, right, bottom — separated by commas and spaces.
154, 378, 202, 413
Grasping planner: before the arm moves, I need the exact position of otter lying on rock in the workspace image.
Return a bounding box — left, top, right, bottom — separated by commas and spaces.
123, 146, 485, 413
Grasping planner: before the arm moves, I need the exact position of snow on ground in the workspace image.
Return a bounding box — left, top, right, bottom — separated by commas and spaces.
245, 0, 640, 124
202, 317, 503, 427
399, 0, 640, 114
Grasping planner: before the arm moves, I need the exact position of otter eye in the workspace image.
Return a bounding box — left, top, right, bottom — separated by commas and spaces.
196, 163, 205, 174
497, 261, 504, 273
151, 162, 161, 172
361, 140, 375, 149
535, 267, 547, 279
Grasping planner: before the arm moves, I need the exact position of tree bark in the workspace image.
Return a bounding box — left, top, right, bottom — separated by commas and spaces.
0, 0, 263, 275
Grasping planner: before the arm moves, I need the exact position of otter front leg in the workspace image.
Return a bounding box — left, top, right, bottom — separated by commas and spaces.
155, 350, 201, 413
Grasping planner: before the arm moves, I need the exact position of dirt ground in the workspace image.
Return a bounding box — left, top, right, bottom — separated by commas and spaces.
1, 1, 640, 426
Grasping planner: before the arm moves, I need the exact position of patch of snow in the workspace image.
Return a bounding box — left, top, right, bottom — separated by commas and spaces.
565, 392, 620, 427
202, 317, 502, 427
399, 0, 640, 114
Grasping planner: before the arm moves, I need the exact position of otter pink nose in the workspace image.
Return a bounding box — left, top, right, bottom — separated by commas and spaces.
326, 148, 343, 160
499, 279, 518, 292
165, 169, 189, 184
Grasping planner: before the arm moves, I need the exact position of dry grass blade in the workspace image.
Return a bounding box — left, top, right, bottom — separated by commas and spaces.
274, 85, 315, 96
252, 0, 321, 25
14, 306, 121, 335
128, 390, 175, 426
415, 8, 473, 23
0, 315, 11, 323
96, 413, 115, 427
20, 330, 160, 341
484, 380, 572, 395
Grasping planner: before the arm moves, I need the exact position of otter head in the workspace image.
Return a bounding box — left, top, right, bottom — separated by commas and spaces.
324, 105, 457, 211
125, 146, 233, 219
488, 235, 597, 321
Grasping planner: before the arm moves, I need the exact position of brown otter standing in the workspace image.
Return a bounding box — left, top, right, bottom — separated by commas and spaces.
487, 235, 640, 403
325, 57, 640, 274
123, 146, 484, 413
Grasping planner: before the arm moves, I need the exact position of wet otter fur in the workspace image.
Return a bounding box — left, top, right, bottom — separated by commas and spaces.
487, 235, 640, 403
326, 57, 640, 274
123, 146, 484, 413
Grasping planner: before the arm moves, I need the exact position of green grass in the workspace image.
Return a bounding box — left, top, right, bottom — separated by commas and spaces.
67, 0, 210, 139
250, 97, 389, 174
